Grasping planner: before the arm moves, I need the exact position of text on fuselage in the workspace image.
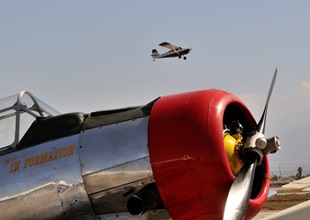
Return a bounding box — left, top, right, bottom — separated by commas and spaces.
7, 145, 75, 173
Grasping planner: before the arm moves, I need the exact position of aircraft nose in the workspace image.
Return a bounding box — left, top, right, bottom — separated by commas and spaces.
148, 90, 234, 219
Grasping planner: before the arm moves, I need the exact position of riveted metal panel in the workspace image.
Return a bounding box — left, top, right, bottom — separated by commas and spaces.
0, 134, 95, 219
80, 117, 152, 197
83, 158, 152, 194
80, 117, 150, 176
0, 134, 81, 198
96, 210, 171, 220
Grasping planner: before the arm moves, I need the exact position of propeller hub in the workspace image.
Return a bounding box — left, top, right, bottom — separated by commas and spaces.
263, 136, 281, 154
244, 131, 267, 150
255, 137, 267, 149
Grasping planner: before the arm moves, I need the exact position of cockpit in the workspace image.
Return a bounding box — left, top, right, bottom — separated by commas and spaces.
0, 91, 153, 153
0, 91, 60, 150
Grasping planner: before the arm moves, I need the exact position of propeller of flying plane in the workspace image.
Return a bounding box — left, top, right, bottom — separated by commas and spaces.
223, 69, 281, 220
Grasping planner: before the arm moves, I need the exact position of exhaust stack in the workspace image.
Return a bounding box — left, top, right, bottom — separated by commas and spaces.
127, 184, 162, 216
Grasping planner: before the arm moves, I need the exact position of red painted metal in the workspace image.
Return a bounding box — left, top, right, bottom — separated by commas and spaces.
148, 89, 270, 220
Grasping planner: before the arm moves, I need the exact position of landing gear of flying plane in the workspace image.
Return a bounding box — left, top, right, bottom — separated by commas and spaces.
178, 55, 187, 60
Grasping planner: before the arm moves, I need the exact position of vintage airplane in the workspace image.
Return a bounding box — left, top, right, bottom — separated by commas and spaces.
151, 42, 192, 61
0, 69, 280, 220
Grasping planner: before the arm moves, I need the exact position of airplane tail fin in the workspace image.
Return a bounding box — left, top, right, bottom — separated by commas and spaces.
151, 49, 160, 60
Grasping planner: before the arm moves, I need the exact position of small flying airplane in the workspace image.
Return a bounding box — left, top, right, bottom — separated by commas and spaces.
0, 69, 281, 220
151, 42, 192, 61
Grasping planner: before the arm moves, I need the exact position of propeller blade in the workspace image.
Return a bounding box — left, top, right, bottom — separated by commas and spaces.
223, 155, 258, 220
257, 68, 277, 133
224, 69, 278, 219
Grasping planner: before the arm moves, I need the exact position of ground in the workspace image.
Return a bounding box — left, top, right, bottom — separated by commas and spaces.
253, 187, 310, 219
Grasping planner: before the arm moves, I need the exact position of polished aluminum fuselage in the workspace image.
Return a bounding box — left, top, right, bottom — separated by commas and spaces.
0, 116, 158, 220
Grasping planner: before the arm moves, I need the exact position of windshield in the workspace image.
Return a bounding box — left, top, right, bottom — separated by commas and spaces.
0, 91, 60, 149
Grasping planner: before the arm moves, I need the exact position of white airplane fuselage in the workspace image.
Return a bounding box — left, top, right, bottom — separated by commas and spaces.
152, 48, 191, 61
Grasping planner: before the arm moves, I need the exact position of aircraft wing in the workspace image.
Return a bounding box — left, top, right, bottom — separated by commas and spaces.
261, 200, 310, 220
159, 42, 180, 50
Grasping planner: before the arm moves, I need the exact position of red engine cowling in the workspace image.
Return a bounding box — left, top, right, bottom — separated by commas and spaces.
148, 89, 270, 220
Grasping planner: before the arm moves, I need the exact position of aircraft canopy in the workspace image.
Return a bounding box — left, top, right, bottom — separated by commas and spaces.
0, 91, 60, 149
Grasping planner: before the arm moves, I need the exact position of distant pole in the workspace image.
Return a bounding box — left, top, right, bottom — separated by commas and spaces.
296, 167, 302, 180
279, 164, 282, 177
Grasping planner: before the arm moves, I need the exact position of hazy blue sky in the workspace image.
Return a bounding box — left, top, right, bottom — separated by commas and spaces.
1, 1, 309, 176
